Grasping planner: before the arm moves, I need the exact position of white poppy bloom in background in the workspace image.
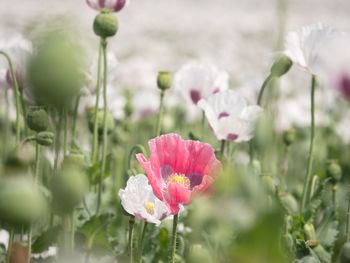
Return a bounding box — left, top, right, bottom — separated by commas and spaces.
284, 23, 338, 74
315, 34, 350, 101
198, 89, 262, 142
0, 230, 9, 249
32, 246, 57, 260
118, 174, 170, 226
132, 89, 159, 120
174, 62, 229, 105
0, 33, 32, 89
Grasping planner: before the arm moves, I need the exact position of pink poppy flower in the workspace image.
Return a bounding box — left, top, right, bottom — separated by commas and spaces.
136, 133, 221, 214
86, 0, 128, 12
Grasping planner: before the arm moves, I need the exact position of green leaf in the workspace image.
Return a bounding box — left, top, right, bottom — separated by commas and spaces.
317, 220, 339, 248
32, 226, 61, 253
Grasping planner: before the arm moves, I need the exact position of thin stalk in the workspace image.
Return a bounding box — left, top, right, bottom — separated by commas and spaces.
346, 193, 350, 241
170, 214, 178, 263
332, 185, 337, 211
34, 143, 41, 183
27, 227, 32, 263
155, 90, 165, 136
127, 145, 146, 176
71, 95, 81, 146
54, 110, 63, 174
70, 211, 75, 251
219, 140, 226, 161
300, 75, 316, 213
0, 51, 22, 145
63, 107, 68, 156
96, 39, 108, 215
91, 41, 104, 163
6, 229, 14, 263
128, 217, 135, 263
257, 74, 273, 106
138, 222, 148, 263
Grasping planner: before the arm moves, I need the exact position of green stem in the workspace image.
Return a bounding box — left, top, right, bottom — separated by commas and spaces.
54, 110, 63, 174
138, 222, 148, 263
27, 227, 32, 263
70, 211, 75, 251
0, 51, 22, 145
155, 90, 165, 136
127, 145, 146, 176
71, 95, 81, 146
34, 143, 41, 183
96, 39, 108, 215
300, 75, 316, 213
91, 41, 104, 163
128, 217, 135, 263
257, 74, 273, 106
63, 107, 68, 156
6, 229, 14, 263
346, 194, 350, 241
170, 214, 178, 263
219, 140, 226, 161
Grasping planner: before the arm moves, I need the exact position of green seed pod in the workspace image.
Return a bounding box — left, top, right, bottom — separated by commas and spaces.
279, 192, 299, 215
62, 152, 86, 170
50, 166, 88, 214
0, 177, 47, 227
340, 242, 350, 263
28, 31, 85, 108
157, 71, 173, 91
36, 131, 54, 146
270, 54, 293, 77
326, 159, 342, 182
87, 108, 115, 136
26, 106, 49, 132
283, 128, 296, 146
93, 12, 118, 38
261, 175, 275, 194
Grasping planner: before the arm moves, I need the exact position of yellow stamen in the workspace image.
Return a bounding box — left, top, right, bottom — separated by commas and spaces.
166, 173, 190, 189
144, 202, 155, 215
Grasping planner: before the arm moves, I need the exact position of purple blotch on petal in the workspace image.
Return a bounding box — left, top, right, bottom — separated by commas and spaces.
190, 89, 201, 104
227, 133, 238, 141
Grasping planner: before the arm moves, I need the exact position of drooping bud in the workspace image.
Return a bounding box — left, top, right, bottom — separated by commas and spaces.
283, 128, 296, 146
326, 159, 342, 182
157, 71, 173, 91
36, 131, 54, 146
93, 12, 118, 38
279, 192, 299, 215
26, 106, 49, 133
87, 108, 115, 136
270, 55, 293, 77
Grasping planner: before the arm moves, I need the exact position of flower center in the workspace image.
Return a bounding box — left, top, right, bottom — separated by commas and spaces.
144, 202, 155, 215
166, 173, 190, 189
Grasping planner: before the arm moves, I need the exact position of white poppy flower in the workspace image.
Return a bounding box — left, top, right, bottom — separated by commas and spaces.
198, 90, 262, 142
174, 62, 229, 105
284, 23, 338, 74
314, 33, 350, 101
118, 174, 170, 226
0, 33, 32, 90
132, 89, 160, 120
0, 230, 9, 249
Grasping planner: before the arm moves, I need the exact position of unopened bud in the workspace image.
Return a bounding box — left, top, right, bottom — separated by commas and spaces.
283, 128, 296, 146
157, 71, 173, 91
326, 159, 342, 182
270, 55, 293, 77
304, 223, 317, 241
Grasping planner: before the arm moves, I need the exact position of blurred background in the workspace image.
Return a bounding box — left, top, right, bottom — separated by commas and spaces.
1, 0, 349, 88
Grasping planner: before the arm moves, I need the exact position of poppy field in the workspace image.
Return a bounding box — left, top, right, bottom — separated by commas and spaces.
0, 0, 349, 263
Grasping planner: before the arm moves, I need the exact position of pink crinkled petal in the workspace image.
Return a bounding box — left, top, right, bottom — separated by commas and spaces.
164, 183, 191, 214
136, 153, 163, 200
